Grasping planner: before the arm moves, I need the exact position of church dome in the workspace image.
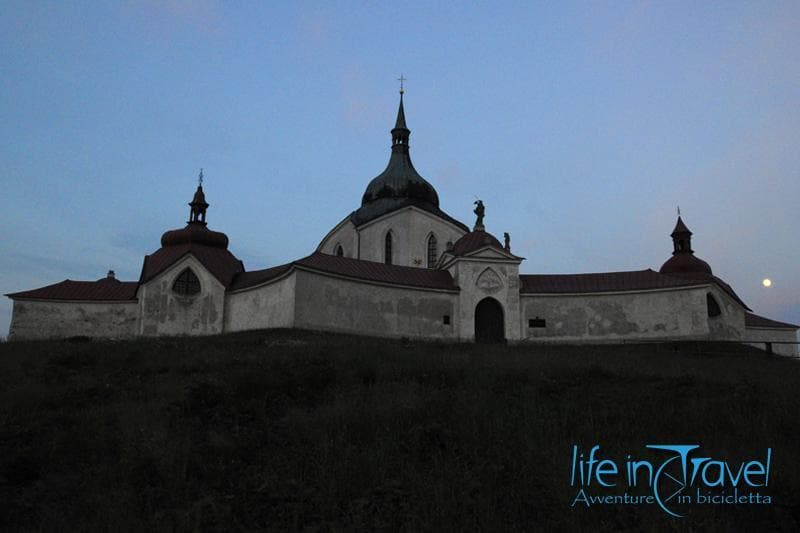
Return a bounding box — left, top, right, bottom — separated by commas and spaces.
351, 92, 446, 227
659, 253, 712, 276
160, 181, 229, 249
451, 229, 504, 256
658, 216, 712, 276
361, 159, 440, 207
161, 223, 229, 249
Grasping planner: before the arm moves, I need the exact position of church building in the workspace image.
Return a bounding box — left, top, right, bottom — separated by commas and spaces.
6, 92, 798, 354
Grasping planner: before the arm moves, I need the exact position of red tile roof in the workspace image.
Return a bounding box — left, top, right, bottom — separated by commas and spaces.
139, 244, 244, 287
294, 252, 459, 290
228, 263, 293, 291
519, 269, 750, 310
227, 253, 460, 292
6, 278, 138, 301
660, 271, 750, 310
745, 312, 798, 329
9, 244, 246, 300
709, 275, 749, 309
519, 269, 706, 294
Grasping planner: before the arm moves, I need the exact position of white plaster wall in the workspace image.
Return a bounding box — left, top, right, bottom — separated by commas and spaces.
293, 269, 458, 339
745, 328, 799, 357
519, 287, 711, 342
224, 273, 296, 332
138, 255, 226, 336
448, 259, 521, 341
705, 285, 746, 341
355, 207, 466, 267
317, 218, 359, 258
8, 300, 139, 340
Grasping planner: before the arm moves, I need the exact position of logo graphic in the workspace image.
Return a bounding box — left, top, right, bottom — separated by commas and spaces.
569, 444, 773, 517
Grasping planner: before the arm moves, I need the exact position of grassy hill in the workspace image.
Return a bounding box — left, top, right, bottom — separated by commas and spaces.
1, 330, 798, 531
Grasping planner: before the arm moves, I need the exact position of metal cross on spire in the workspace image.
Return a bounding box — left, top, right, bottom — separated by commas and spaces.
398, 74, 406, 95
198, 168, 204, 186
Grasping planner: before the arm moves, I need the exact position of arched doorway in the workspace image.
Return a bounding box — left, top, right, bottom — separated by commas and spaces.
475, 297, 505, 343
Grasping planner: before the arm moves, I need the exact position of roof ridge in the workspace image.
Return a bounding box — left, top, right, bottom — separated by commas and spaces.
520, 268, 657, 277
745, 312, 799, 329
7, 277, 139, 301
292, 252, 458, 290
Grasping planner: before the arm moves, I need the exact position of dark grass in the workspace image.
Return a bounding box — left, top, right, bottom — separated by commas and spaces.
1, 329, 798, 531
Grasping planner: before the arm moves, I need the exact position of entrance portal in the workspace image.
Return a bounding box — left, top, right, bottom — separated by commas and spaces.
474, 297, 505, 343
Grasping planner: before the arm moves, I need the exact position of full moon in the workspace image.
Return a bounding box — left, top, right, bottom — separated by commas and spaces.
762, 278, 772, 287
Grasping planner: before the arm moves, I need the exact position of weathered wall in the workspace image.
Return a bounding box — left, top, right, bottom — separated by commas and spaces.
8, 300, 139, 340
317, 218, 359, 258
224, 273, 296, 332
293, 269, 458, 339
447, 259, 521, 341
745, 327, 798, 357
519, 287, 712, 342
355, 207, 466, 267
138, 255, 226, 336
705, 285, 746, 341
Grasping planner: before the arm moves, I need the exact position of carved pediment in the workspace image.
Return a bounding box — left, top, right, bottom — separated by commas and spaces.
476, 267, 503, 294
466, 248, 515, 259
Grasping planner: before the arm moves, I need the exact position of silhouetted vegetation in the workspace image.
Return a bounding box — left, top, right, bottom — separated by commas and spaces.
1, 330, 797, 531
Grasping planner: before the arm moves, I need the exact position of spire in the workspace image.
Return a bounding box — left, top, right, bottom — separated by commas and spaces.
671, 216, 691, 237
356, 82, 443, 215
188, 169, 209, 226
391, 76, 410, 154
160, 168, 231, 250
670, 215, 692, 254
394, 92, 408, 130
659, 214, 712, 275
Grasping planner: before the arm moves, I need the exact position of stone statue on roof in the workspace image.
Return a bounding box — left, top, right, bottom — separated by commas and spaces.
473, 200, 485, 230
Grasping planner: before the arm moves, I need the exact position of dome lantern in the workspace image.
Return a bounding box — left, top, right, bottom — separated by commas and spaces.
659, 215, 712, 276
160, 170, 230, 249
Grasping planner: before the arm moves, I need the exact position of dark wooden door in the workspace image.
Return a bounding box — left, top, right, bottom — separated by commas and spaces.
475, 297, 505, 343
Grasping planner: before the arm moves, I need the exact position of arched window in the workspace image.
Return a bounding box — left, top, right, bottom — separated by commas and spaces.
427, 233, 438, 268
335, 244, 344, 257
385, 231, 393, 265
707, 293, 721, 317
173, 268, 201, 296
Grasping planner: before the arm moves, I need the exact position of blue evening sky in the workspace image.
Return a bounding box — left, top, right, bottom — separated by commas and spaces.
2, 1, 798, 337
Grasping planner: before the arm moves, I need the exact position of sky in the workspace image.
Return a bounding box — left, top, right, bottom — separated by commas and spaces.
1, 1, 798, 337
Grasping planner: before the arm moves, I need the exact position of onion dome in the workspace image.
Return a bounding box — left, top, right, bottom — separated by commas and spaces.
160, 178, 230, 249
93, 270, 120, 284
659, 216, 712, 275
161, 222, 229, 248
349, 90, 469, 230
360, 92, 440, 207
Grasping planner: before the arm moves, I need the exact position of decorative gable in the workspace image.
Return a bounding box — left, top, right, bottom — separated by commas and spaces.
476, 267, 504, 294
464, 247, 518, 260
